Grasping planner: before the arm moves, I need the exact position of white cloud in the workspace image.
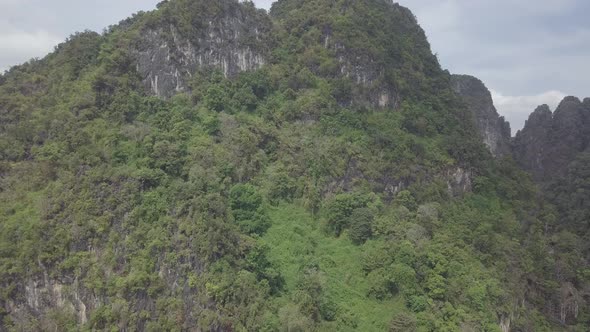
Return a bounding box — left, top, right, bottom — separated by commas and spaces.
491, 89, 567, 132
0, 1, 273, 73
491, 0, 577, 16
252, 0, 273, 9
408, 0, 460, 32
400, 0, 589, 99
0, 29, 61, 72
0, 30, 60, 56
0, 0, 21, 5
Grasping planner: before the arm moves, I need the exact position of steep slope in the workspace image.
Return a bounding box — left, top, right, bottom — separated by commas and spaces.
0, 0, 583, 331
451, 75, 512, 157
513, 96, 590, 182
511, 96, 590, 326
269, 0, 458, 112
135, 0, 271, 97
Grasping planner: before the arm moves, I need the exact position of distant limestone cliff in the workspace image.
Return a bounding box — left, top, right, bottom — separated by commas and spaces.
451, 74, 589, 183
513, 96, 590, 182
451, 74, 512, 158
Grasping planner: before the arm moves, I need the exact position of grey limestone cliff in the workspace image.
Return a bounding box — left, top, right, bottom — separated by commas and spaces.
513, 96, 590, 182
133, 0, 271, 98
451, 74, 512, 157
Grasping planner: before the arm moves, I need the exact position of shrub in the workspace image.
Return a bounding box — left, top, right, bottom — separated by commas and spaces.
229, 184, 271, 235
348, 208, 374, 245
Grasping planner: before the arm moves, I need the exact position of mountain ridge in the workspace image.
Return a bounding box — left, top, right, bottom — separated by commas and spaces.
513, 95, 590, 182
0, 0, 588, 331
451, 74, 512, 157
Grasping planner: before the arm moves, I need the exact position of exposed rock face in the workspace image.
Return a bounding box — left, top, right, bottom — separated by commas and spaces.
6, 257, 204, 329
513, 96, 590, 182
446, 167, 473, 197
324, 3, 429, 110
451, 75, 512, 157
8, 276, 97, 326
270, 0, 440, 109
133, 0, 271, 98
133, 0, 442, 110
330, 40, 400, 109
511, 104, 553, 179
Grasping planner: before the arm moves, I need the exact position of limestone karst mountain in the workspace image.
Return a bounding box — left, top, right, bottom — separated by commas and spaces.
513, 96, 590, 182
134, 0, 272, 98
0, 0, 588, 331
451, 74, 512, 158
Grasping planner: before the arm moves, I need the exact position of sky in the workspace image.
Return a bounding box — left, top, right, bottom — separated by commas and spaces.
0, 0, 588, 132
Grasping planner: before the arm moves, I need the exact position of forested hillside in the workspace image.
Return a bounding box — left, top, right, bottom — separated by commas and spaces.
512, 97, 590, 330
0, 0, 588, 331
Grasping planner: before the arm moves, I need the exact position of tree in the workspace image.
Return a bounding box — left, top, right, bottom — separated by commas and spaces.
229, 183, 271, 235
278, 304, 313, 332
389, 312, 417, 332
325, 193, 372, 236
395, 190, 417, 211
348, 208, 374, 245
204, 84, 227, 112
246, 243, 284, 293
151, 140, 184, 175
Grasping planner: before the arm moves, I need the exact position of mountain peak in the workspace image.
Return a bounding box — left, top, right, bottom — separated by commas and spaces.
269, 0, 439, 108
451, 74, 511, 157
559, 95, 582, 104
3, 1, 587, 331
513, 96, 590, 181
450, 75, 488, 95
133, 0, 271, 97
527, 104, 553, 122
553, 96, 584, 123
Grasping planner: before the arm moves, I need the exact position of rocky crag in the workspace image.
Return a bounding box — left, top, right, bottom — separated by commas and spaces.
1, 0, 588, 331
451, 73, 589, 183
513, 96, 590, 182
451, 74, 512, 157
134, 0, 272, 98
0, 0, 484, 329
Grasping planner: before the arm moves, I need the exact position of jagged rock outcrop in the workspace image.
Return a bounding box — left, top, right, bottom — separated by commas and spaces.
511, 104, 553, 179
512, 97, 590, 327
270, 0, 442, 109
513, 96, 590, 182
446, 167, 473, 196
0, 1, 523, 330
133, 0, 442, 110
134, 0, 271, 98
451, 74, 512, 157
9, 276, 97, 326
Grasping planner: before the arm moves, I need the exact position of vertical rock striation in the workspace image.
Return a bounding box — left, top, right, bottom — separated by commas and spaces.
270, 0, 442, 109
133, 0, 271, 98
451, 74, 512, 157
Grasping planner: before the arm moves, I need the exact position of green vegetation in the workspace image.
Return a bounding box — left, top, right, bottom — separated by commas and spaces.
0, 0, 587, 331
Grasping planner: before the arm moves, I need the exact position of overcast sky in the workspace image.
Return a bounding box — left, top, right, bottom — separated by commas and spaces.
0, 0, 587, 132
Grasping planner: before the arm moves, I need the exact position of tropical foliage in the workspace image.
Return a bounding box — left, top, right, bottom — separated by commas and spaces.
0, 0, 587, 331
